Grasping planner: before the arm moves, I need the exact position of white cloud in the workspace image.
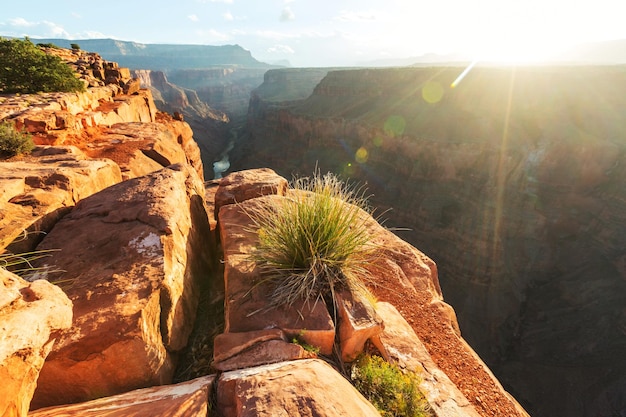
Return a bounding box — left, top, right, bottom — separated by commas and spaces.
280, 7, 295, 22
195, 28, 231, 42
223, 12, 234, 21
334, 10, 377, 22
2, 17, 71, 38
8, 17, 34, 27
188, 14, 199, 22
197, 0, 233, 3
71, 12, 82, 19
267, 44, 295, 54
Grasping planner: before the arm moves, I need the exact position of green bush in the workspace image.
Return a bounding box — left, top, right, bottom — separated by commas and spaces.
0, 37, 85, 94
0, 121, 34, 156
351, 354, 431, 417
246, 171, 375, 308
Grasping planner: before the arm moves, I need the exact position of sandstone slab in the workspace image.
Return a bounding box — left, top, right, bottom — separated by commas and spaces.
216, 359, 381, 417
214, 168, 287, 216
29, 164, 214, 409
213, 329, 286, 363
28, 375, 214, 417
0, 269, 72, 417
213, 339, 315, 372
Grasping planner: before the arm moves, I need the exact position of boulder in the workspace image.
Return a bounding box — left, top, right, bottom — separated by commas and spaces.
0, 146, 122, 253
28, 375, 215, 417
218, 196, 335, 355
29, 164, 214, 409
214, 168, 288, 216
0, 269, 72, 417
216, 359, 381, 417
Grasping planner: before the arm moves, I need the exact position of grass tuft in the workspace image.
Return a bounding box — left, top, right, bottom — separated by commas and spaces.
351, 354, 431, 417
246, 171, 376, 309
0, 249, 59, 281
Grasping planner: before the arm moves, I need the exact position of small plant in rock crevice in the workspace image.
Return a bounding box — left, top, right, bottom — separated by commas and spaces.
245, 171, 378, 310
0, 121, 34, 157
351, 354, 431, 417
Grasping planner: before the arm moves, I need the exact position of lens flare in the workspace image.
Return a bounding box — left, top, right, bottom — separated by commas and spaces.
422, 81, 444, 103
384, 115, 406, 137
355, 147, 369, 164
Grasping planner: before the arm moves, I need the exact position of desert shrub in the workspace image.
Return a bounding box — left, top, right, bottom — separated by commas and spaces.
36, 42, 60, 49
0, 37, 85, 94
351, 354, 431, 417
0, 120, 34, 156
246, 171, 375, 308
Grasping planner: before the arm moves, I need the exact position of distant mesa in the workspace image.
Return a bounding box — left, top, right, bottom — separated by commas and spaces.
28, 38, 275, 71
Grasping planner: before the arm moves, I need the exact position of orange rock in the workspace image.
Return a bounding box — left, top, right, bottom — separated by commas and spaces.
335, 289, 383, 363
213, 329, 286, 363
0, 269, 72, 417
28, 375, 214, 417
29, 164, 214, 409
0, 146, 122, 253
216, 359, 381, 417
214, 168, 287, 216
213, 339, 315, 372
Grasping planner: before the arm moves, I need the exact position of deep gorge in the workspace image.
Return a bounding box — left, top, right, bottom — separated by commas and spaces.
219, 66, 625, 417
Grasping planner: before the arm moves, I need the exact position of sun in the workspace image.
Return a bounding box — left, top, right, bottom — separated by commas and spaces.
444, 0, 583, 65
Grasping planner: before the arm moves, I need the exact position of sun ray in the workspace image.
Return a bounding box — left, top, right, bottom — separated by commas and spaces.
492, 66, 516, 266
451, 59, 478, 88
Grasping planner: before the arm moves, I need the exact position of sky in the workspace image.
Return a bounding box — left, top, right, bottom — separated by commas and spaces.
1, 0, 626, 67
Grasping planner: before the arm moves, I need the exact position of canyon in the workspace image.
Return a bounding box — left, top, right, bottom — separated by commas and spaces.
232, 66, 626, 417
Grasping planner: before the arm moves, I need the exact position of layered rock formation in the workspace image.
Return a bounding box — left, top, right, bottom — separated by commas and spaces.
235, 66, 626, 417
133, 69, 230, 179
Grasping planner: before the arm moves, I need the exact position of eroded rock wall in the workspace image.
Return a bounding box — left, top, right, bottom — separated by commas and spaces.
235, 66, 626, 417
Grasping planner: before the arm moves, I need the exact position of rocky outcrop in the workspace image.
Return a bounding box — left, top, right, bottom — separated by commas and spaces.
28, 164, 213, 409
212, 169, 527, 417
236, 66, 626, 417
0, 146, 122, 253
0, 269, 72, 417
0, 49, 205, 254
